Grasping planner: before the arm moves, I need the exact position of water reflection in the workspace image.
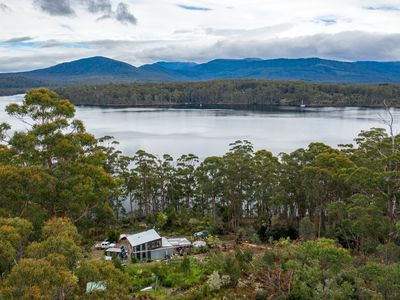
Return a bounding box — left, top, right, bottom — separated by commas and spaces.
1, 94, 399, 159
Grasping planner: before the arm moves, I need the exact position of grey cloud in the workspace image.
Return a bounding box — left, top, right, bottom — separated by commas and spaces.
0, 3, 10, 12
135, 31, 400, 63
3, 36, 34, 43
85, 0, 112, 14
39, 38, 172, 49
4, 31, 400, 72
115, 2, 137, 25
32, 0, 136, 25
34, 0, 75, 16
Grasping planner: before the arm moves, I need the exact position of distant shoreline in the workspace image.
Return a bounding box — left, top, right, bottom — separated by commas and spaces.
74, 103, 400, 109
2, 94, 399, 109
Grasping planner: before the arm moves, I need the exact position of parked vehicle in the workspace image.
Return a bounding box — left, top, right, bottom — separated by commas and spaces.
95, 240, 116, 250
193, 230, 209, 239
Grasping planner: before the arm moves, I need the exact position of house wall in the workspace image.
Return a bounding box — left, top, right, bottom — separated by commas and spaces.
130, 238, 162, 261
150, 248, 174, 260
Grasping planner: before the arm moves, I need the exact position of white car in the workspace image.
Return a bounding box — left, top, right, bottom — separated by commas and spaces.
95, 241, 116, 250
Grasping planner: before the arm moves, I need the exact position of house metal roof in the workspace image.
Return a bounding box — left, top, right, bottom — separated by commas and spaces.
161, 237, 173, 248
168, 237, 191, 247
126, 229, 161, 247
86, 281, 106, 293
106, 247, 121, 253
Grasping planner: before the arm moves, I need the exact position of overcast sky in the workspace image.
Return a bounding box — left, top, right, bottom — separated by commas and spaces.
1, 0, 400, 72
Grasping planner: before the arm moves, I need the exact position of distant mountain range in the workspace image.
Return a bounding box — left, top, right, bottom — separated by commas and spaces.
1, 56, 400, 95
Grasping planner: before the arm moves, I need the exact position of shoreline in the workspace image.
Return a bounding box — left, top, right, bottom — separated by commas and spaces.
2, 94, 399, 110
72, 103, 400, 110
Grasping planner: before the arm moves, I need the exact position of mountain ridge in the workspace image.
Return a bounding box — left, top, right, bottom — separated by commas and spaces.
2, 56, 400, 96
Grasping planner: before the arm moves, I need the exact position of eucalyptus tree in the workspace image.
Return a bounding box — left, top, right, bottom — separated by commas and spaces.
0, 89, 116, 229
222, 140, 254, 231
195, 156, 224, 221
252, 150, 280, 221
176, 154, 199, 209
131, 150, 159, 217
157, 154, 176, 212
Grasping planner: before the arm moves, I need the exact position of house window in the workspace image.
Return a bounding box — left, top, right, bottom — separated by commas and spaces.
148, 239, 162, 250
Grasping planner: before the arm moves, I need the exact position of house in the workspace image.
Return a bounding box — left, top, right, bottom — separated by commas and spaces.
120, 229, 174, 261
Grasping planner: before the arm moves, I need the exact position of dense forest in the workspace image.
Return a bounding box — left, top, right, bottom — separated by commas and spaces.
1, 89, 400, 299
57, 79, 400, 107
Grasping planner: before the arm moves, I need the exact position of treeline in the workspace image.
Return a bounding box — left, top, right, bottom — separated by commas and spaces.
57, 79, 400, 107
0, 74, 47, 96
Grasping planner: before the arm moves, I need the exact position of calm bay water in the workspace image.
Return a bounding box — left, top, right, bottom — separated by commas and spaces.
1, 94, 399, 159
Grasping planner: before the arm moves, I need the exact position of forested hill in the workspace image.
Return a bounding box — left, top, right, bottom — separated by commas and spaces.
57, 79, 400, 107
3, 56, 400, 96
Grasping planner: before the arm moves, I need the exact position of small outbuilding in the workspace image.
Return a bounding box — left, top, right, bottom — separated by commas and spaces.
86, 281, 106, 293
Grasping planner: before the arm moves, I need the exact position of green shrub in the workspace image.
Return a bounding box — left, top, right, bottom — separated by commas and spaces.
107, 229, 120, 243
299, 217, 314, 241
224, 255, 241, 286
181, 255, 191, 274
251, 233, 262, 245
254, 290, 268, 300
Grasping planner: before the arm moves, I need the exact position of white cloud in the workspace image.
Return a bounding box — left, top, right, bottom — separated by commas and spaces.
0, 0, 400, 71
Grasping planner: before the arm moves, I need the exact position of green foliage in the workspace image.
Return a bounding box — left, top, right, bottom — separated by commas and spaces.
41, 217, 80, 243
0, 255, 78, 300
126, 258, 205, 291
223, 255, 241, 286
180, 255, 191, 274
26, 236, 83, 270
0, 89, 118, 234
360, 262, 400, 299
299, 217, 314, 241
155, 212, 168, 230
107, 229, 120, 243
76, 260, 130, 300
58, 79, 400, 108
376, 242, 400, 265
0, 240, 16, 277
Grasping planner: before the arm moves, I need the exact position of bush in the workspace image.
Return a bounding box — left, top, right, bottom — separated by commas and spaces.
254, 290, 268, 300
376, 242, 400, 264
251, 232, 262, 244
107, 229, 120, 243
207, 271, 221, 292
181, 255, 191, 274
131, 256, 138, 264
258, 223, 298, 242
235, 249, 253, 272
224, 255, 241, 286
235, 228, 245, 244
299, 217, 314, 241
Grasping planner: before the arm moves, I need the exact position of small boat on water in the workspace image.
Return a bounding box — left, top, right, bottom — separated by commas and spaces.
300, 100, 306, 108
